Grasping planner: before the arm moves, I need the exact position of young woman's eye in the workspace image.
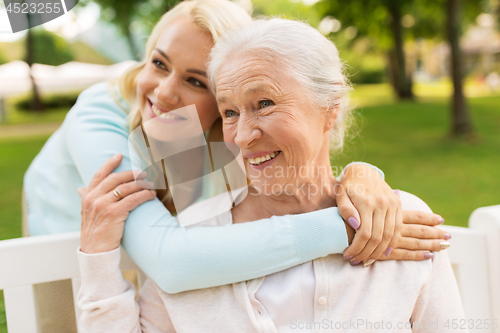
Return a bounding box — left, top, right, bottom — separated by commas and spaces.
152, 59, 167, 70
224, 110, 237, 118
259, 100, 274, 109
187, 78, 206, 89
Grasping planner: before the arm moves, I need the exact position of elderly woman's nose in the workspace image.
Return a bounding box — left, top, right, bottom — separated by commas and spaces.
234, 115, 262, 148
154, 76, 180, 106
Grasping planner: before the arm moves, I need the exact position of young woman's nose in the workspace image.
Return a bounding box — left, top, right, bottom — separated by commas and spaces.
234, 113, 262, 148
154, 75, 180, 106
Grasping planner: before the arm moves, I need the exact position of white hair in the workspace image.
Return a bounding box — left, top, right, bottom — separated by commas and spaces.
207, 17, 354, 152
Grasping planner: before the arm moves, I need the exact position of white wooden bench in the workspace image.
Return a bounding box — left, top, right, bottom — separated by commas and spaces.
0, 232, 144, 333
1, 205, 499, 333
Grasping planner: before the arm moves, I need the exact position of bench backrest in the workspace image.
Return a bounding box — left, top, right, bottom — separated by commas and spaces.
0, 232, 142, 333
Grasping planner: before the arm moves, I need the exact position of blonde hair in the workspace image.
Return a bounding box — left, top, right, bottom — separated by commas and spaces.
118, 0, 252, 132
116, 0, 251, 208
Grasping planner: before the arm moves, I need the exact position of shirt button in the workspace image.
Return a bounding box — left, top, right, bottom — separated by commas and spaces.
318, 297, 327, 305
258, 309, 262, 314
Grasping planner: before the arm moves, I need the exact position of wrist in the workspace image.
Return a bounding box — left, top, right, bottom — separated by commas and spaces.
80, 241, 119, 254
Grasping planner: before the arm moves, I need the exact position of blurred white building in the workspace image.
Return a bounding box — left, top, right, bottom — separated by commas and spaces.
409, 25, 500, 81
0, 60, 135, 97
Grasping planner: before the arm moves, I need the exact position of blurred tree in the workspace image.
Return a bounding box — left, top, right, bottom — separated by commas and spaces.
317, 0, 486, 136
89, 0, 143, 59
31, 29, 74, 66
316, 0, 414, 100
90, 0, 180, 60
23, 25, 73, 111
25, 13, 43, 111
410, 0, 485, 136
446, 0, 473, 136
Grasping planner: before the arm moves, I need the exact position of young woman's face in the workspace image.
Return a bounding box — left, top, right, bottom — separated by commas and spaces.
137, 16, 219, 132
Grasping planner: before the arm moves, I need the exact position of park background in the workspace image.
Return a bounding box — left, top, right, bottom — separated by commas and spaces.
0, 0, 499, 330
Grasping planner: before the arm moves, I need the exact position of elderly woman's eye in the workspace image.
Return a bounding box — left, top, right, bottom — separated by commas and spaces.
224, 110, 237, 118
259, 100, 274, 109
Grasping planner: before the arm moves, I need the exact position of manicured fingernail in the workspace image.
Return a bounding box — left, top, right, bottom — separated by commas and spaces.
343, 255, 353, 260
424, 252, 433, 259
393, 189, 400, 196
150, 190, 156, 195
437, 216, 445, 224
113, 153, 122, 160
363, 259, 375, 268
440, 241, 450, 249
444, 233, 452, 240
385, 247, 393, 257
350, 260, 361, 266
347, 217, 360, 230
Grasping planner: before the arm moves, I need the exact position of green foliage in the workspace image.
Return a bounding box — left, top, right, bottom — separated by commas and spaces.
14, 91, 80, 111
70, 41, 113, 65
315, 0, 489, 51
252, 0, 322, 25
133, 0, 181, 32
339, 37, 388, 84
350, 67, 387, 84
27, 28, 74, 66
0, 49, 7, 65
0, 39, 111, 65
91, 0, 180, 57
407, 0, 486, 40
315, 0, 396, 49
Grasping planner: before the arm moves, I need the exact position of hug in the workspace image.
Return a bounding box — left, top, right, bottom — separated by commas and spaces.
22, 0, 464, 332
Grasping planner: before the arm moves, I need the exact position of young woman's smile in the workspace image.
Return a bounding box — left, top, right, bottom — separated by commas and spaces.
147, 99, 188, 124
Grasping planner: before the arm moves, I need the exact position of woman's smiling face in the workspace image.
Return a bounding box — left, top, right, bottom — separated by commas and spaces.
137, 16, 220, 132
216, 53, 335, 194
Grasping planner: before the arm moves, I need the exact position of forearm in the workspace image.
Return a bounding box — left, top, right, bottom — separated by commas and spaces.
122, 203, 348, 293
77, 248, 142, 333
122, 163, 386, 292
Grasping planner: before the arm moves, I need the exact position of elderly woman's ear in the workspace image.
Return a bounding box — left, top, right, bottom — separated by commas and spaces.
324, 104, 340, 132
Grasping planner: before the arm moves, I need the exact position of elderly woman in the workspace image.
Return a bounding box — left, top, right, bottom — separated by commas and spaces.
77, 18, 466, 332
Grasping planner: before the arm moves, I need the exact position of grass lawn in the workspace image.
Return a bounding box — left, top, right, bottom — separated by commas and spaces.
0, 85, 498, 330
0, 135, 50, 332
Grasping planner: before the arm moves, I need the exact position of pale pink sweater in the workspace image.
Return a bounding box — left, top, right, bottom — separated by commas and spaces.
77, 192, 468, 333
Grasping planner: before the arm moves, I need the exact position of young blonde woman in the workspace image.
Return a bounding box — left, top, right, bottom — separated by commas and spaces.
25, 0, 450, 301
